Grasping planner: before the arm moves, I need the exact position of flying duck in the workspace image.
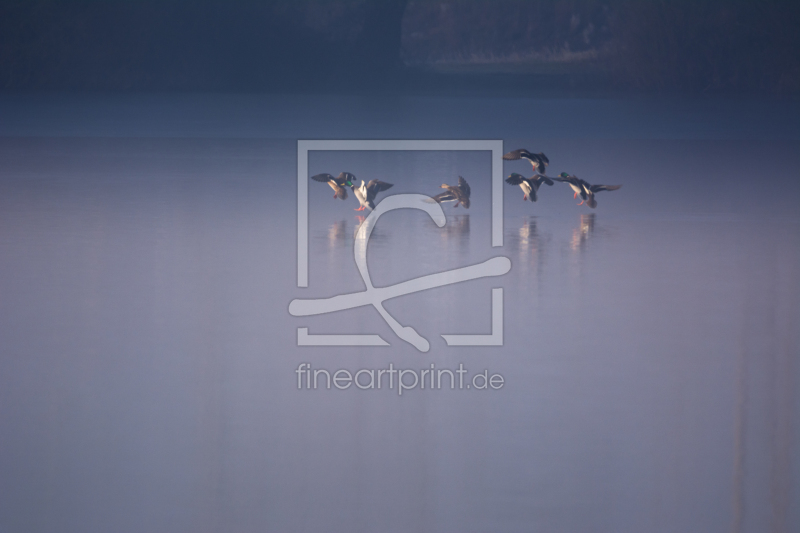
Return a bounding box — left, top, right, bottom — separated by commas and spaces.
552, 172, 590, 201
311, 172, 355, 200
553, 173, 621, 208
430, 176, 471, 208
505, 173, 554, 202
582, 184, 622, 208
503, 149, 550, 174
351, 179, 394, 211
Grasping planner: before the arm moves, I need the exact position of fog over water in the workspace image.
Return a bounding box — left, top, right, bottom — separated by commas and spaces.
0, 95, 798, 532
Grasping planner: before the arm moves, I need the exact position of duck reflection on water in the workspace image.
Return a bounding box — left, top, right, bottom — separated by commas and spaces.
354, 214, 372, 239
419, 212, 470, 238
505, 217, 541, 257
570, 213, 596, 251
431, 214, 470, 260
501, 217, 546, 288
518, 218, 538, 250
438, 214, 470, 238
353, 214, 388, 244
327, 220, 347, 245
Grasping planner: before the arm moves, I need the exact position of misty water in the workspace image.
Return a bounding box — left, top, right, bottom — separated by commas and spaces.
0, 95, 798, 532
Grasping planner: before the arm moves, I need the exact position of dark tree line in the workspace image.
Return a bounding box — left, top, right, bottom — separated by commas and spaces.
609, 0, 800, 95
0, 0, 408, 91
1, 0, 797, 95
403, 0, 800, 95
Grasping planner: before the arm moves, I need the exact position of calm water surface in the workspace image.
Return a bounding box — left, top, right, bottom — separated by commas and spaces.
0, 96, 798, 532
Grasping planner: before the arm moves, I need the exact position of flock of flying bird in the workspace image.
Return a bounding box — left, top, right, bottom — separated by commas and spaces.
311, 148, 621, 212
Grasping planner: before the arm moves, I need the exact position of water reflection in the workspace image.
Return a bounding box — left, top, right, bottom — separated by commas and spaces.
440, 214, 470, 237
354, 215, 371, 240
353, 215, 391, 252
4, 106, 800, 533
505, 217, 542, 258
731, 250, 798, 533
518, 217, 539, 252
421, 213, 470, 237
418, 213, 471, 262
570, 213, 595, 251
503, 217, 547, 291
327, 220, 347, 248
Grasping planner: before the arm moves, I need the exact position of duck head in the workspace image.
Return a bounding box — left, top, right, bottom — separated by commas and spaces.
338, 172, 355, 188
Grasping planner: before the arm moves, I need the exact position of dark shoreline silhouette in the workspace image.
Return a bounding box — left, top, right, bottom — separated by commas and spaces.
2, 0, 797, 97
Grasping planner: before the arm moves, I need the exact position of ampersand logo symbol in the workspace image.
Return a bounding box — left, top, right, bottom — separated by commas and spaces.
292, 140, 510, 352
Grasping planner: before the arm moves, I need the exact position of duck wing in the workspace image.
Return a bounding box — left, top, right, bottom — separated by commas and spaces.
535, 174, 554, 186
312, 173, 348, 199
431, 190, 457, 203
365, 180, 393, 201
366, 179, 393, 193
589, 184, 622, 193
577, 180, 592, 200
457, 176, 471, 197
505, 174, 526, 185
554, 176, 582, 197
335, 172, 356, 185
502, 149, 532, 161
